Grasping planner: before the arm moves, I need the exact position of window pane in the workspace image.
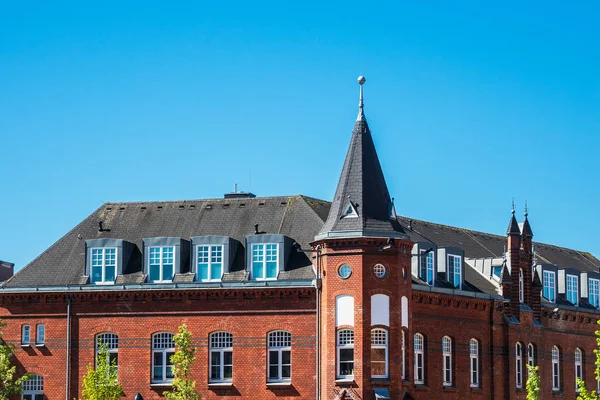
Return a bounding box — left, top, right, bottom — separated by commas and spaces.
92, 266, 102, 283
223, 366, 232, 379
282, 350, 291, 365
198, 263, 209, 280
269, 350, 279, 364
223, 351, 232, 365
372, 362, 386, 376
149, 265, 160, 282
105, 265, 116, 282
340, 348, 354, 362
211, 365, 220, 380
282, 365, 291, 378
253, 262, 263, 279
266, 261, 277, 278
269, 366, 279, 379
371, 348, 386, 362
211, 263, 222, 280
162, 264, 173, 281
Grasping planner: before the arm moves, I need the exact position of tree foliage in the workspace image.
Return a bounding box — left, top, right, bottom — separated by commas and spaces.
165, 323, 200, 400
81, 341, 123, 400
526, 364, 541, 400
576, 321, 600, 400
0, 320, 29, 400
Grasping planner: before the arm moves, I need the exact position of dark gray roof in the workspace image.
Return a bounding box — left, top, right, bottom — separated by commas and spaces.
317, 117, 405, 239
4, 196, 326, 288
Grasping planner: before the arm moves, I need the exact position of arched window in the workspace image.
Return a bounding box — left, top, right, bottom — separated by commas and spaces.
210, 332, 233, 383
414, 333, 425, 385
337, 329, 354, 379
152, 332, 174, 383
22, 374, 44, 400
519, 269, 524, 303
552, 346, 561, 390
268, 331, 291, 382
371, 329, 388, 378
96, 333, 119, 373
470, 339, 479, 387
515, 343, 523, 388
527, 343, 536, 368
401, 330, 406, 380
575, 348, 583, 392
442, 336, 452, 386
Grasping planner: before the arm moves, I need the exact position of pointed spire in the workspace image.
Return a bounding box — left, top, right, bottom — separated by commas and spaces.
507, 199, 521, 235
316, 76, 407, 240
501, 260, 512, 285
522, 201, 533, 238
357, 76, 366, 121
532, 269, 542, 289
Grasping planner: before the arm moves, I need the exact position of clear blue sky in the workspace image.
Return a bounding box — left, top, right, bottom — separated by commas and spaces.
1, 1, 598, 271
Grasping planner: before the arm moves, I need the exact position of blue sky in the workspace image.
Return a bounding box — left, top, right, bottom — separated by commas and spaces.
1, 1, 598, 270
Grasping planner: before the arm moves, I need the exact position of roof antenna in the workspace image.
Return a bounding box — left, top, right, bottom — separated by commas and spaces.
357, 76, 366, 121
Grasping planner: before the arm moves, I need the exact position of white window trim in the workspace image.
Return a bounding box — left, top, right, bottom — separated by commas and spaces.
419, 251, 435, 285
95, 333, 118, 373
21, 374, 44, 400
196, 244, 224, 282
442, 336, 452, 386
575, 348, 583, 392
566, 274, 579, 306
552, 346, 560, 391
251, 243, 279, 281
337, 329, 354, 379
210, 332, 233, 383
148, 247, 175, 283
35, 324, 45, 346
401, 330, 406, 380
543, 270, 556, 302
527, 343, 535, 368
414, 333, 425, 385
152, 332, 175, 383
371, 329, 388, 379
589, 278, 600, 308
90, 247, 118, 284
470, 339, 479, 388
516, 343, 523, 388
267, 331, 291, 383
519, 269, 524, 304
21, 325, 30, 346
447, 255, 462, 289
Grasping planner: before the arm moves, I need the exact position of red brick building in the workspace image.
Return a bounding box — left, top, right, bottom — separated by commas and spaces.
2, 77, 599, 400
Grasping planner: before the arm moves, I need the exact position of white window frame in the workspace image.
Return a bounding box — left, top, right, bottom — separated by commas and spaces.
575, 348, 583, 392
566, 274, 579, 306
470, 339, 479, 388
337, 329, 354, 379
442, 336, 452, 386
414, 333, 425, 385
21, 325, 30, 346
543, 270, 556, 302
96, 333, 119, 373
210, 331, 233, 383
90, 247, 117, 284
35, 324, 45, 346
519, 269, 524, 304
516, 343, 523, 388
401, 330, 406, 380
251, 243, 279, 280
196, 244, 224, 282
267, 331, 291, 383
148, 246, 175, 283
589, 278, 600, 308
152, 332, 175, 383
552, 346, 560, 391
21, 374, 43, 400
420, 251, 434, 285
371, 329, 388, 378
447, 255, 462, 289
527, 343, 535, 368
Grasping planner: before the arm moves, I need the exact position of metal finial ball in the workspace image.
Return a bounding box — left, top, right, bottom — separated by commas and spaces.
357, 76, 366, 85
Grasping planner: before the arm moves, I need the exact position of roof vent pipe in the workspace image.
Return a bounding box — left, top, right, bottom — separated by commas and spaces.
408, 220, 413, 230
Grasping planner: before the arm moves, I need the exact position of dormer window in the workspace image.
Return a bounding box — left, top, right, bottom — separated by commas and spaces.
197, 245, 223, 281
543, 270, 556, 302
447, 255, 461, 288
589, 278, 600, 308
252, 243, 278, 280
566, 274, 579, 305
90, 248, 117, 284
419, 251, 434, 285
149, 247, 174, 283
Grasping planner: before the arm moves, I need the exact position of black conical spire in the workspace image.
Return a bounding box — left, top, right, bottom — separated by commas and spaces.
507, 199, 521, 236
522, 201, 533, 238
315, 77, 407, 240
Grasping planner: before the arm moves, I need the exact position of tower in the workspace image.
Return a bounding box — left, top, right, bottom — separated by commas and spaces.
313, 77, 413, 399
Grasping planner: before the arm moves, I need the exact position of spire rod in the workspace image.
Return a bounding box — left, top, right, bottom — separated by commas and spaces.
511, 198, 515, 215
524, 200, 529, 217
357, 76, 366, 121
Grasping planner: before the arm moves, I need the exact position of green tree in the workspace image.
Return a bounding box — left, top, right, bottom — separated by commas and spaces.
165, 324, 200, 400
81, 341, 123, 400
576, 321, 600, 400
526, 364, 541, 400
0, 320, 29, 400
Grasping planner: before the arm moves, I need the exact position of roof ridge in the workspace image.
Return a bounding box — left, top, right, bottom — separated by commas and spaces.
103, 195, 305, 206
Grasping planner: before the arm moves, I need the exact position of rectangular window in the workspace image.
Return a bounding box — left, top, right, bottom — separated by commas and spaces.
90, 248, 117, 284
210, 332, 233, 382
543, 271, 556, 302
470, 340, 479, 387
414, 334, 424, 385
149, 247, 174, 283
447, 255, 461, 288
419, 252, 434, 284
252, 244, 278, 280
268, 331, 292, 382
442, 337, 452, 386
566, 274, 578, 305
590, 278, 600, 308
21, 325, 30, 345
337, 330, 354, 379
35, 324, 45, 346
197, 245, 223, 281
152, 333, 175, 383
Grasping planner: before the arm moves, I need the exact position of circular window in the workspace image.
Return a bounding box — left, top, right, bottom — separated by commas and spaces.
338, 264, 352, 279
373, 264, 387, 278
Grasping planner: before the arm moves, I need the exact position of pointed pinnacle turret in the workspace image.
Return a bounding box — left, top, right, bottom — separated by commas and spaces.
522, 201, 533, 238
532, 268, 542, 289
507, 199, 521, 235
357, 76, 366, 121
501, 261, 512, 285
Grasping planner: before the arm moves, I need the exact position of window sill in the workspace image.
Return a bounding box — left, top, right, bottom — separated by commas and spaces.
371, 378, 391, 384
442, 386, 457, 392
35, 343, 45, 348
267, 382, 292, 387
552, 390, 564, 397
414, 384, 428, 391
208, 382, 233, 387
150, 383, 173, 388
149, 281, 174, 284
93, 281, 116, 285
20, 344, 31, 348
335, 378, 355, 386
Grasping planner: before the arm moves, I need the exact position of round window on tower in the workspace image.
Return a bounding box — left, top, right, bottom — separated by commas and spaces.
338, 264, 352, 279
373, 264, 387, 278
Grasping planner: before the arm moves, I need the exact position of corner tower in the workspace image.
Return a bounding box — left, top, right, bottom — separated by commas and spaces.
313, 77, 413, 400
